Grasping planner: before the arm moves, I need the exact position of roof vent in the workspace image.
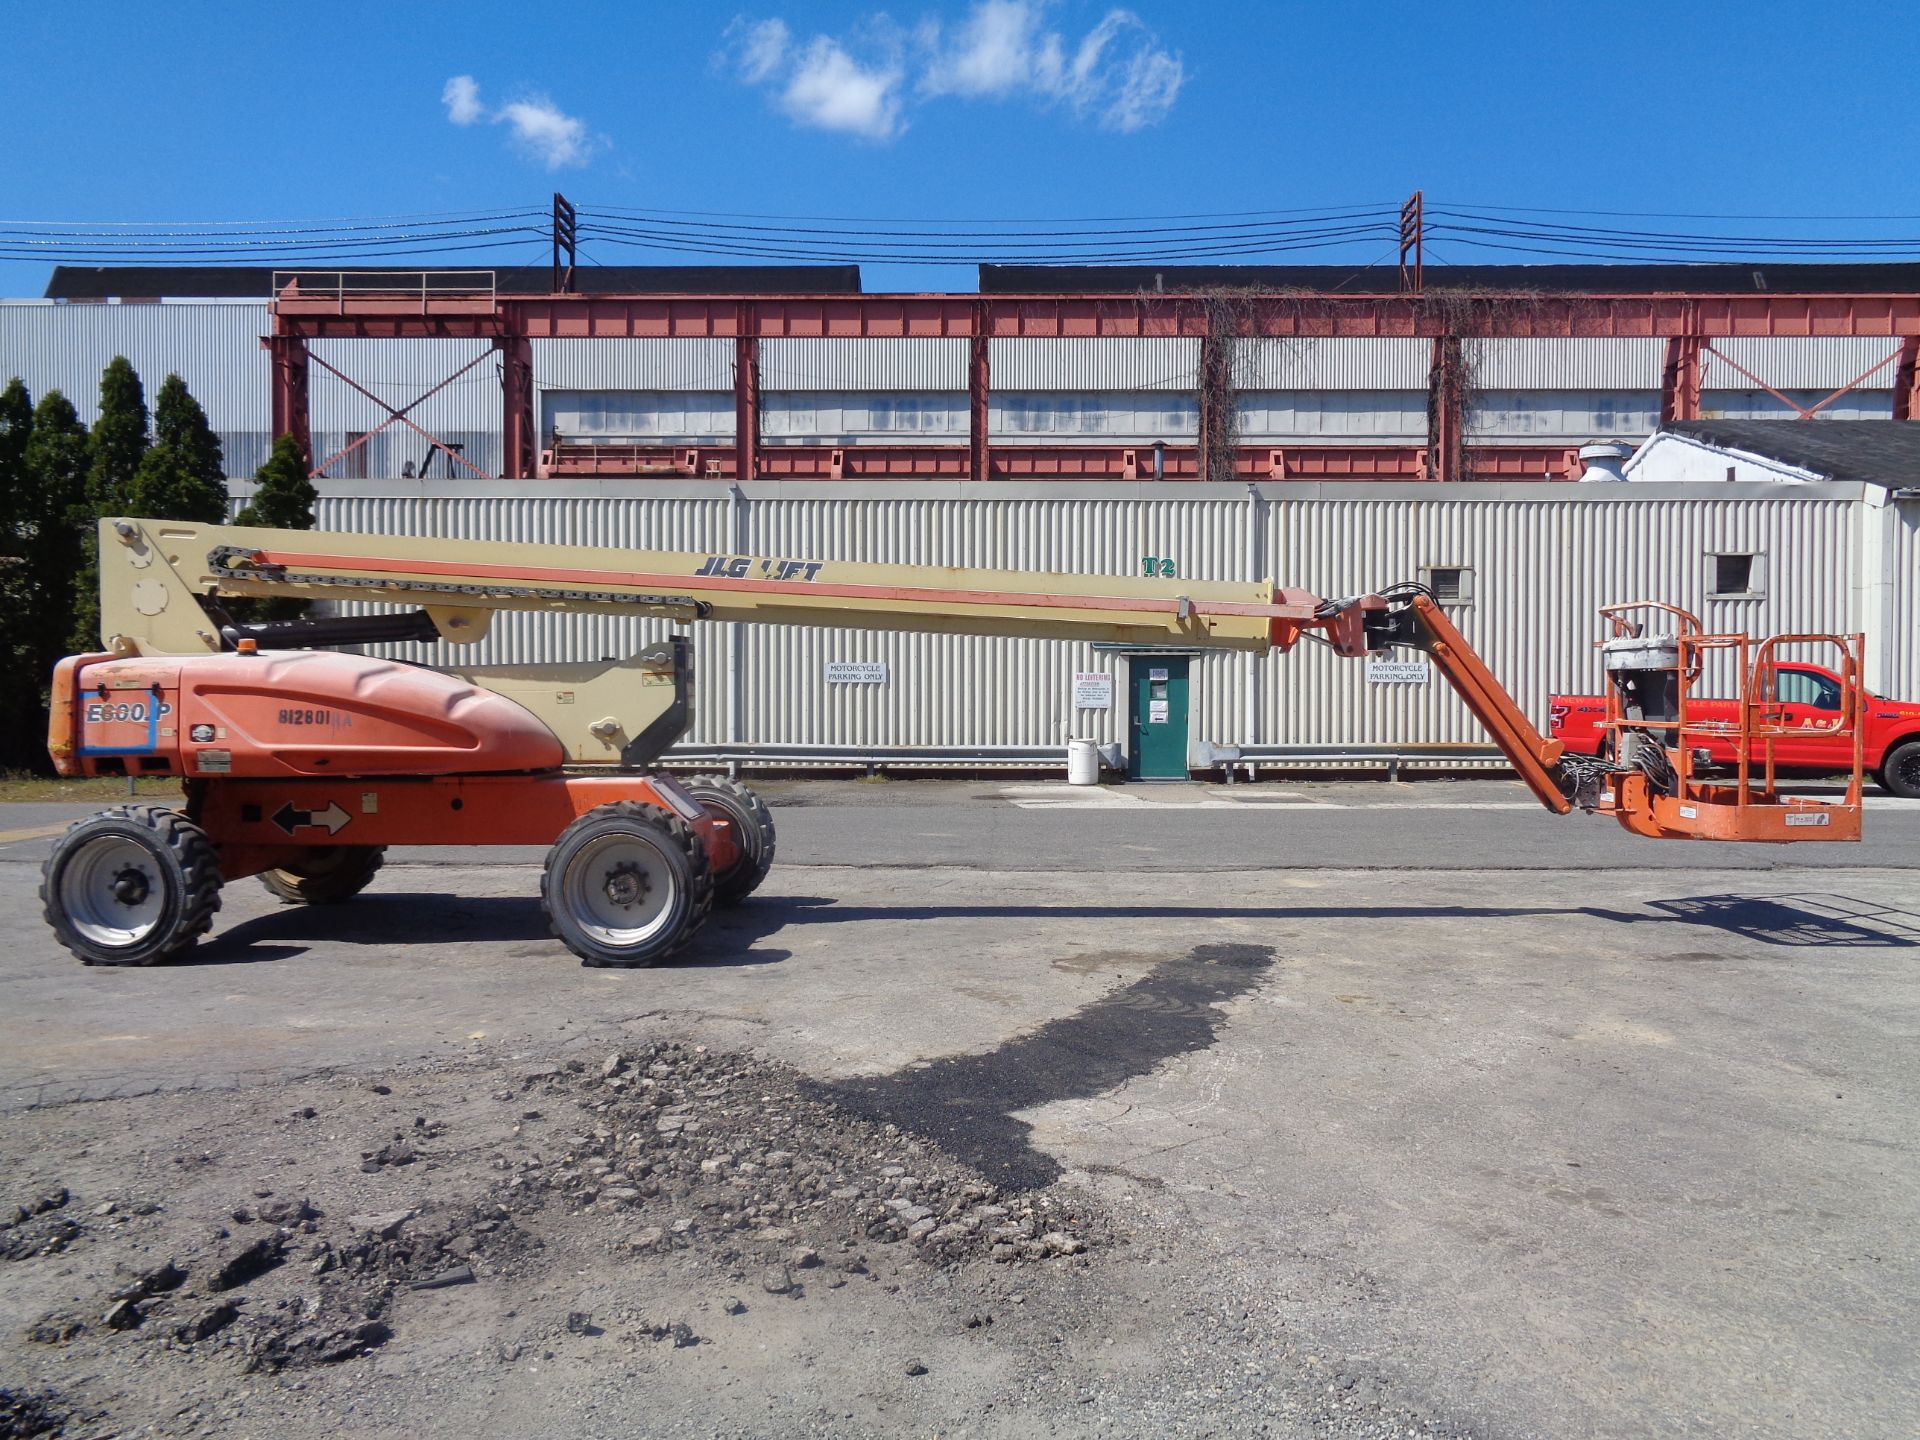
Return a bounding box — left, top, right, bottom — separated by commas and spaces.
1576, 441, 1632, 483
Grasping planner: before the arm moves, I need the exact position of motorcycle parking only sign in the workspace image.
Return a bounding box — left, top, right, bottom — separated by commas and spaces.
825, 662, 887, 684
1365, 657, 1432, 684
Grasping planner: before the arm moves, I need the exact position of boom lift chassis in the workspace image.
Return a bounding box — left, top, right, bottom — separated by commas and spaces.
38, 518, 1868, 969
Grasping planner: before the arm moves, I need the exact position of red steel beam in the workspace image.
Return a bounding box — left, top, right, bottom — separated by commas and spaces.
1894, 337, 1920, 422
498, 335, 537, 479
274, 291, 1920, 342
265, 335, 312, 466
1661, 333, 1705, 423
968, 302, 991, 480
542, 442, 1581, 483
734, 307, 760, 484
1427, 336, 1466, 482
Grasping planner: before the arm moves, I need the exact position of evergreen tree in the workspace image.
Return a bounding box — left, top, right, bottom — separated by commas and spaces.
234, 434, 316, 530
72, 357, 151, 648
16, 392, 90, 768
0, 377, 29, 543
0, 378, 34, 768
127, 374, 226, 524
127, 443, 228, 525
232, 434, 316, 623
152, 373, 225, 488
88, 356, 149, 511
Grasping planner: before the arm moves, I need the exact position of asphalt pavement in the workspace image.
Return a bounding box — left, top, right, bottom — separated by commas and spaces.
3, 776, 1915, 872
3, 776, 1917, 1437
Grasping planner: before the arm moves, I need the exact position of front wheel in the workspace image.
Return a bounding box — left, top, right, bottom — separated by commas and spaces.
684, 775, 776, 906
40, 805, 223, 966
1877, 740, 1920, 800
541, 802, 711, 967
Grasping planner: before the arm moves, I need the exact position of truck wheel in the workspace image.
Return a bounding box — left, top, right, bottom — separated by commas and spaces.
259, 846, 387, 905
541, 802, 711, 967
685, 775, 776, 905
1877, 740, 1920, 800
40, 805, 223, 966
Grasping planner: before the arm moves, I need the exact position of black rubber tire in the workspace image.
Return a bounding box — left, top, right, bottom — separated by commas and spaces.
540, 802, 712, 967
40, 805, 223, 966
685, 774, 776, 906
1877, 739, 1920, 800
259, 846, 388, 905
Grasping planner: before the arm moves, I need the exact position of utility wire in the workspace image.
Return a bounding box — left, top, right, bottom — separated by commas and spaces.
5, 199, 1918, 270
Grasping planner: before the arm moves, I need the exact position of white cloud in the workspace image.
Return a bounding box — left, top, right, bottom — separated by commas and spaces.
725, 3, 1183, 139
498, 96, 592, 169
1064, 9, 1183, 131
1101, 35, 1184, 133
729, 16, 791, 83
440, 76, 596, 170
920, 0, 1058, 97
779, 38, 905, 140
442, 74, 483, 126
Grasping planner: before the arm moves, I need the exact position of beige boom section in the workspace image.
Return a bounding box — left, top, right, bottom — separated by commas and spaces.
96, 518, 1280, 660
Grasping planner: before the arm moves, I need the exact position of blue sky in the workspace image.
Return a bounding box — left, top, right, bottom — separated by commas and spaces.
3, 0, 1917, 296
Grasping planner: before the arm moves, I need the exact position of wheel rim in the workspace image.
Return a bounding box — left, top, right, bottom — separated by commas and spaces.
563, 832, 678, 948
61, 835, 168, 949
1900, 751, 1920, 792
701, 793, 761, 872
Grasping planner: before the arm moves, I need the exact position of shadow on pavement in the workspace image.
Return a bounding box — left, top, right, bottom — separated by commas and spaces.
808, 941, 1276, 1190
185, 894, 795, 968
755, 894, 1920, 949
173, 887, 1919, 968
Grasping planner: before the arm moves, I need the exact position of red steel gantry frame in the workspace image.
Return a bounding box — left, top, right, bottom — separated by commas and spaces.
268, 282, 1920, 484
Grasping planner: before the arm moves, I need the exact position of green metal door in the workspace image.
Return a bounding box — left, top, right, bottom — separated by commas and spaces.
1128, 656, 1190, 779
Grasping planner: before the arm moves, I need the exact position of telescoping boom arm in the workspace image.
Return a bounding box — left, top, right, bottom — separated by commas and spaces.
84, 517, 1866, 841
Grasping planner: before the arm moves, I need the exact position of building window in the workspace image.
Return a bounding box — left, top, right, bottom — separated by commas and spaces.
1708, 551, 1763, 599
1420, 564, 1474, 605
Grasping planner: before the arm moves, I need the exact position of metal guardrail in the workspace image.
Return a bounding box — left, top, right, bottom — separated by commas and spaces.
270, 270, 497, 306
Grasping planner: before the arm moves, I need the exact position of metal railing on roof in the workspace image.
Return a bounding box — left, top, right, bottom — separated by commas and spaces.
270, 270, 497, 311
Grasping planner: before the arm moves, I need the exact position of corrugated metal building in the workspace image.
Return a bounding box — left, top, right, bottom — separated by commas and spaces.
310, 478, 1910, 774
6, 268, 1911, 776
3, 302, 1905, 473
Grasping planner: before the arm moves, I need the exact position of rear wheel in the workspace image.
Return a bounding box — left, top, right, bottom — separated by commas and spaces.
259, 846, 387, 905
1877, 740, 1920, 800
685, 775, 776, 906
40, 805, 223, 966
541, 802, 711, 967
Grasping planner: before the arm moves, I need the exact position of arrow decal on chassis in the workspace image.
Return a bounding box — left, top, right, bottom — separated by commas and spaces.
271, 801, 351, 837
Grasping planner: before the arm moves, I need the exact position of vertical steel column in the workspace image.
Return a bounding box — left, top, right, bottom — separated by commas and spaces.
497, 335, 537, 479
734, 305, 759, 483
1894, 336, 1920, 422
1427, 336, 1466, 482
1197, 318, 1233, 483
266, 334, 312, 472
968, 303, 991, 480
1661, 332, 1704, 423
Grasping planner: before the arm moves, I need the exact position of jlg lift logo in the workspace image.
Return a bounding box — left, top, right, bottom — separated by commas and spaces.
695, 555, 825, 582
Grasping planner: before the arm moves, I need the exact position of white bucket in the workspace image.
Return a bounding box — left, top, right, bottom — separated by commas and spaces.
1066, 738, 1101, 786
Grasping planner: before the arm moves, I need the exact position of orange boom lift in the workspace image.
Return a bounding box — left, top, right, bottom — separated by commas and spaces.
38, 518, 1867, 968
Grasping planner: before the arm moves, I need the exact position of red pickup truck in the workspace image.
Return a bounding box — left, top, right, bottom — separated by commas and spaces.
1549, 663, 1920, 798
